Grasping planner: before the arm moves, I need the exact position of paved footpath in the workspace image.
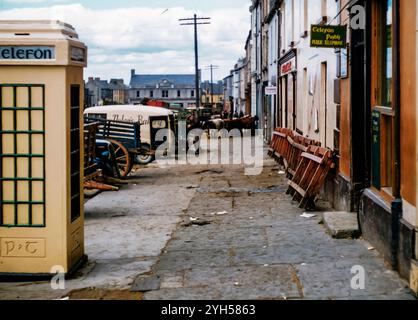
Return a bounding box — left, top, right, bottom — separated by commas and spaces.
0, 149, 415, 300
142, 157, 415, 300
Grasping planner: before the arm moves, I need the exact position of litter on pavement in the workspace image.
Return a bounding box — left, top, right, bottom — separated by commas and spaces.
300, 213, 317, 218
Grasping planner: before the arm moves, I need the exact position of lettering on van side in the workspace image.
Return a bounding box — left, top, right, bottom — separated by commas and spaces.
112, 114, 150, 126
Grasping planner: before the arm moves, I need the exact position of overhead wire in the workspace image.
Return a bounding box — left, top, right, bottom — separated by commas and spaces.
327, 0, 358, 26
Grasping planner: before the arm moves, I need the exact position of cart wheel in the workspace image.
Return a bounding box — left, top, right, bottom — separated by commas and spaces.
109, 140, 132, 178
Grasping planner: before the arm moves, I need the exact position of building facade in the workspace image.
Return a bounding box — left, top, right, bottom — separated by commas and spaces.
85, 77, 128, 106
244, 30, 253, 116
250, 0, 263, 124
344, 0, 418, 289
229, 0, 418, 293
223, 73, 234, 116
129, 69, 198, 108
266, 0, 280, 141
201, 80, 224, 109
233, 58, 247, 116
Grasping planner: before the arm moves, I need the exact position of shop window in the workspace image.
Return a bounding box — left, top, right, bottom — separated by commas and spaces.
371, 0, 394, 193
381, 0, 393, 107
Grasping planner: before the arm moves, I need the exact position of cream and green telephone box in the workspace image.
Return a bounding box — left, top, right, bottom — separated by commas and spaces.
0, 20, 87, 276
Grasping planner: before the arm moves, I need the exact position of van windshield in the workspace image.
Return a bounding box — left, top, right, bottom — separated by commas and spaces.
86, 113, 107, 120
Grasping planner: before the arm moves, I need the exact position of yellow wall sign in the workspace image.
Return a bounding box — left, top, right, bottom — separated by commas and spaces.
310, 25, 347, 48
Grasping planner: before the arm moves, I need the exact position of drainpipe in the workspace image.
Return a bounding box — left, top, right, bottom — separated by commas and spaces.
391, 0, 402, 271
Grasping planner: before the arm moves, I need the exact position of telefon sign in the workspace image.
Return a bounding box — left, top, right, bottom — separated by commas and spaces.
0, 46, 55, 60
310, 25, 347, 48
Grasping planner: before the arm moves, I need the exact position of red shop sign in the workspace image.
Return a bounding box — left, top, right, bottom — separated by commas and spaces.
280, 57, 296, 76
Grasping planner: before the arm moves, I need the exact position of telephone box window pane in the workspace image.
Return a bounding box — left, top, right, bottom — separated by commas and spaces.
32, 205, 44, 225
2, 158, 14, 176
16, 87, 29, 108
32, 181, 44, 202
2, 87, 13, 107
31, 134, 43, 154
31, 110, 44, 131
16, 110, 29, 131
2, 111, 14, 131
2, 181, 14, 201
17, 134, 29, 154
18, 204, 29, 225
17, 158, 29, 177
2, 205, 14, 225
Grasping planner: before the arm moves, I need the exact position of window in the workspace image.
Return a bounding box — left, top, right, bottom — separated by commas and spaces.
136, 91, 140, 98
87, 113, 107, 120
152, 120, 167, 129
162, 90, 169, 98
321, 0, 327, 18
70, 85, 81, 222
191, 90, 195, 97
0, 84, 46, 227
177, 90, 181, 98
371, 0, 394, 192
303, 0, 308, 33
285, 0, 294, 46
150, 90, 154, 98
380, 0, 393, 107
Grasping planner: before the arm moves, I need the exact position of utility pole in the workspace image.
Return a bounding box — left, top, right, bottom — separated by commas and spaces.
204, 65, 219, 107
179, 14, 211, 110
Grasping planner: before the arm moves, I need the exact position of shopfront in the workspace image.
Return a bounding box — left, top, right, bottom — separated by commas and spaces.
349, 0, 418, 287
278, 50, 297, 130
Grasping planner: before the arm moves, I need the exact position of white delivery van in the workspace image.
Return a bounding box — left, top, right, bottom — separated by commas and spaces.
84, 104, 175, 164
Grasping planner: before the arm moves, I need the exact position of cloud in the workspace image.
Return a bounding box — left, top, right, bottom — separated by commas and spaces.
0, 3, 251, 82
4, 0, 66, 3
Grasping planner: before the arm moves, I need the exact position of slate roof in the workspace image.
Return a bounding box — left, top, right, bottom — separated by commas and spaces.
130, 74, 196, 87
201, 81, 224, 95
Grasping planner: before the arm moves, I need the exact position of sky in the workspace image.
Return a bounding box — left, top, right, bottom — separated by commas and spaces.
0, 0, 252, 83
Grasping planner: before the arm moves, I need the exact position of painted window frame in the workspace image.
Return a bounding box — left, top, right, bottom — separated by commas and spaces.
371, 0, 395, 194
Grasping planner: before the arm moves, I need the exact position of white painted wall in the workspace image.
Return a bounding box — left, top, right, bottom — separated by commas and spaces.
251, 6, 258, 117
290, 0, 338, 148
250, 2, 262, 119
268, 14, 279, 132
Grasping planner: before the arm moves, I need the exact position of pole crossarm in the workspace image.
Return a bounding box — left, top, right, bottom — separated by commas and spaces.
179, 17, 211, 21
180, 23, 211, 25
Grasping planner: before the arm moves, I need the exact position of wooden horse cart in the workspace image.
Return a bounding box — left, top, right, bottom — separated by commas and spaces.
84, 117, 142, 178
